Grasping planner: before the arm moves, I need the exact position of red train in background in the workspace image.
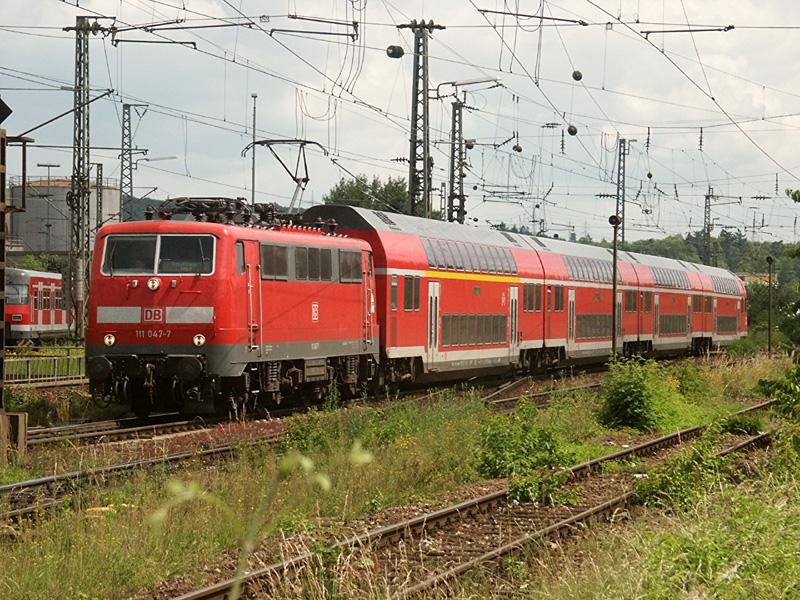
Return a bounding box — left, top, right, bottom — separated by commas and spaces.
5, 267, 70, 345
86, 199, 746, 416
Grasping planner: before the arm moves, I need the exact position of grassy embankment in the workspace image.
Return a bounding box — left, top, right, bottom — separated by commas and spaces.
0, 355, 787, 599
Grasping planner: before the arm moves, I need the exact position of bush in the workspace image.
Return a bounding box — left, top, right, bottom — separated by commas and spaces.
759, 365, 800, 422
667, 360, 711, 403
720, 413, 763, 435
478, 400, 574, 478
599, 357, 684, 432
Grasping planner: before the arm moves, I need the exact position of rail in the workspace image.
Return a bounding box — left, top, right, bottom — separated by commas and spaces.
4, 347, 86, 387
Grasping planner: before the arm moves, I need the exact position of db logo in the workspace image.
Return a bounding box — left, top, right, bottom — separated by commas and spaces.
311, 302, 319, 322
143, 308, 164, 323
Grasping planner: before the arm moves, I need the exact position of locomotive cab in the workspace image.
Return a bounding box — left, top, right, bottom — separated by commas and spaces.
87, 226, 222, 416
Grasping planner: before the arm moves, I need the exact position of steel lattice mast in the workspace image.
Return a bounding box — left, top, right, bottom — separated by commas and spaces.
397, 20, 444, 217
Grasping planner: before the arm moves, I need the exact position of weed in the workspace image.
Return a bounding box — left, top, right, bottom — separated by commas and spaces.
759, 364, 800, 421
634, 435, 725, 510
507, 469, 576, 504
720, 412, 763, 436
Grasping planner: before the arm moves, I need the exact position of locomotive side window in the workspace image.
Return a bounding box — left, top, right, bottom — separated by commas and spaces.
102, 235, 157, 274
307, 248, 321, 280
261, 244, 289, 280
295, 247, 308, 280
236, 242, 245, 274
320, 249, 333, 281
391, 276, 398, 311
339, 251, 362, 283
158, 235, 214, 274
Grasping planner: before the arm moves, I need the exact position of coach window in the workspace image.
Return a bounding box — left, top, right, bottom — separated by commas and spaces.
295, 247, 308, 280
431, 240, 446, 269
422, 238, 437, 268
625, 290, 637, 312
236, 241, 245, 274
487, 247, 500, 274
693, 295, 702, 312
404, 275, 414, 311
414, 276, 421, 310
307, 247, 321, 280
261, 244, 288, 280
705, 296, 712, 312
465, 243, 480, 273
449, 241, 465, 271
475, 246, 488, 273
442, 315, 451, 346
441, 241, 456, 270
391, 276, 398, 311
644, 291, 652, 312
554, 285, 565, 312
534, 284, 542, 311
339, 251, 362, 283
459, 314, 468, 346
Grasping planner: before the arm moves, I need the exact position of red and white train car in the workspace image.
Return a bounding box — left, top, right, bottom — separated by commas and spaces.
5, 267, 69, 345
303, 205, 746, 381
86, 213, 379, 416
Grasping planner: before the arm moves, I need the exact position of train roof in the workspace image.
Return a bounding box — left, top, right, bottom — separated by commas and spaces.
304, 204, 742, 283
97, 218, 370, 249
6, 267, 63, 281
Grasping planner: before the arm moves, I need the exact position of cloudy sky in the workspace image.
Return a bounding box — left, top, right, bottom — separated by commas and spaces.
2, 0, 800, 242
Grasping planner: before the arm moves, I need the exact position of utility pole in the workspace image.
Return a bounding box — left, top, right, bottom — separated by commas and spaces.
766, 255, 774, 356
251, 93, 257, 205
397, 20, 444, 218
120, 103, 147, 221
609, 214, 621, 356
702, 186, 742, 265
615, 137, 629, 247
64, 16, 93, 339
447, 96, 465, 223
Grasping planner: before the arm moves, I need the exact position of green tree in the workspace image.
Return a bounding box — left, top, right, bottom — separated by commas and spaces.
323, 175, 408, 214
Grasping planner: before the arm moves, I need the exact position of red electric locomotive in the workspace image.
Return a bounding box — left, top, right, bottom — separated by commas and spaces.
302, 205, 747, 382
5, 267, 70, 345
86, 199, 379, 417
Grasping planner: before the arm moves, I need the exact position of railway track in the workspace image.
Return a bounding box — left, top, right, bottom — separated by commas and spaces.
173, 400, 775, 600
3, 374, 601, 524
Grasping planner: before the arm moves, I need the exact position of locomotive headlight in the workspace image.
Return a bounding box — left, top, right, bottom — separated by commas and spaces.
103, 334, 116, 347
147, 277, 161, 291
193, 334, 206, 347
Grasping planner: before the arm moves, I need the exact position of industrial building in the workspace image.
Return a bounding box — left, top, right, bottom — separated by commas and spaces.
7, 176, 120, 257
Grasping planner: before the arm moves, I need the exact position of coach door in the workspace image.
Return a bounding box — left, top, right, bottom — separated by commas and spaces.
509, 286, 519, 362
654, 294, 660, 340
687, 296, 692, 338
713, 297, 718, 336
616, 291, 623, 342
567, 288, 575, 352
427, 281, 440, 369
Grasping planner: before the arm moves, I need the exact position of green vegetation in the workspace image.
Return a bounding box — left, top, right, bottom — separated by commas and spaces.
454, 426, 800, 600
0, 356, 787, 598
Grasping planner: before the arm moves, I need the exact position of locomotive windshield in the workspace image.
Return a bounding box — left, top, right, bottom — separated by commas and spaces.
102, 234, 214, 275
7, 284, 29, 305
